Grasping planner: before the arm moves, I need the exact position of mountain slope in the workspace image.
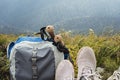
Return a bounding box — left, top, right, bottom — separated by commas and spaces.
54, 17, 120, 34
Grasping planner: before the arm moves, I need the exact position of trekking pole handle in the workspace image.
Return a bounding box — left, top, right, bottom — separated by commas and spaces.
45, 25, 55, 40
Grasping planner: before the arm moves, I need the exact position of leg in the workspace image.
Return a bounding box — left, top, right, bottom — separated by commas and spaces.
77, 46, 102, 80
55, 60, 74, 80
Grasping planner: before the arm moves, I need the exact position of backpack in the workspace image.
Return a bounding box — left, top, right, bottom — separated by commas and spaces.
7, 26, 71, 80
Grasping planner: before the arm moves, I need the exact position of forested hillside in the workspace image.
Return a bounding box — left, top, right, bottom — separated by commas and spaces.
0, 17, 120, 34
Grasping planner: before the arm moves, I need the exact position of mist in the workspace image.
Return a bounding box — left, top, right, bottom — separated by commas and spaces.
0, 0, 120, 34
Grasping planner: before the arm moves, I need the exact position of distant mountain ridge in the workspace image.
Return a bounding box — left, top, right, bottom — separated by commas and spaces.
0, 25, 25, 34
54, 17, 120, 34
0, 17, 120, 34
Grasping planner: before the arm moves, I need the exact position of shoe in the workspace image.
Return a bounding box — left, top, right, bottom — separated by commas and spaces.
77, 46, 102, 80
107, 67, 120, 80
55, 60, 74, 80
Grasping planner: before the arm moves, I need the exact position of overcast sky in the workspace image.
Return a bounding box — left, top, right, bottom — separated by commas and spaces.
0, 0, 120, 28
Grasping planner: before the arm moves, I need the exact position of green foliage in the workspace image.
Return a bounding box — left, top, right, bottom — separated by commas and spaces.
0, 33, 120, 80
0, 34, 17, 80
61, 31, 120, 79
0, 51, 9, 80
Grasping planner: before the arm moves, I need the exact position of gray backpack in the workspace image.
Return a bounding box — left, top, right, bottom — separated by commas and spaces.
7, 36, 69, 80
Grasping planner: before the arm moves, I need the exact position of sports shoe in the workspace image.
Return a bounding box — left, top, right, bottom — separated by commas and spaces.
77, 46, 102, 80
107, 67, 120, 80
55, 60, 74, 80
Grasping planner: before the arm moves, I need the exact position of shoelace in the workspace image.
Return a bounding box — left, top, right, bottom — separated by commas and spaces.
80, 66, 102, 80
112, 70, 120, 80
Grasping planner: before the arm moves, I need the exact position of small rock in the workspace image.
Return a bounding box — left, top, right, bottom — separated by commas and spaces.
96, 67, 104, 73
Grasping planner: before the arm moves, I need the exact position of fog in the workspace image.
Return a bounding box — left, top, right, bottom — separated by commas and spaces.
0, 0, 120, 33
